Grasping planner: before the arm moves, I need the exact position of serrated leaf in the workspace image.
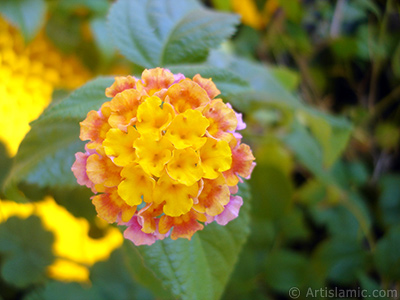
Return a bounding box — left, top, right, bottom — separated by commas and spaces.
123, 242, 173, 299
0, 0, 46, 42
3, 77, 114, 195
134, 182, 251, 300
36, 77, 114, 123
0, 216, 54, 288
108, 0, 240, 68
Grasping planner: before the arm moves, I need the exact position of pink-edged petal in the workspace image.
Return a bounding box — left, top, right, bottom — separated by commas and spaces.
123, 216, 157, 246
173, 73, 185, 83
214, 195, 243, 226
226, 103, 246, 131
71, 152, 94, 190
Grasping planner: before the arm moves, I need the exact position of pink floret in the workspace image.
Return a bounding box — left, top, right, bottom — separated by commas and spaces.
214, 195, 243, 226
123, 216, 157, 246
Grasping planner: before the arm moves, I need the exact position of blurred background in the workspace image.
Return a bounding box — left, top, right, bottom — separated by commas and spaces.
0, 0, 399, 299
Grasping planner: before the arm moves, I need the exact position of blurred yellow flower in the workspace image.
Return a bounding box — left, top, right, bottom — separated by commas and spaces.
0, 197, 123, 282
231, 0, 279, 29
0, 17, 90, 156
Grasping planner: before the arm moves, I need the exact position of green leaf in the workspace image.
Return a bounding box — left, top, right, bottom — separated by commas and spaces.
284, 122, 328, 182
314, 237, 367, 284
269, 66, 300, 92
264, 250, 308, 293
211, 0, 231, 11
0, 216, 54, 288
330, 37, 358, 60
45, 12, 82, 53
32, 281, 102, 300
135, 182, 251, 300
90, 16, 116, 63
3, 77, 114, 195
35, 77, 114, 122
278, 208, 310, 242
168, 65, 251, 96
392, 42, 400, 79
123, 242, 173, 299
90, 249, 156, 300
358, 273, 389, 300
207, 53, 352, 168
108, 0, 240, 68
300, 108, 353, 168
378, 175, 400, 227
310, 202, 361, 239
217, 55, 302, 110
55, 0, 110, 16
250, 165, 293, 221
374, 225, 400, 280
0, 0, 46, 42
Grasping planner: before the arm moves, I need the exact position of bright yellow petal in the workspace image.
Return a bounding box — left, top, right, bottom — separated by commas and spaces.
199, 137, 232, 179
134, 136, 173, 177
136, 96, 175, 140
103, 126, 139, 166
165, 109, 209, 149
154, 174, 198, 217
118, 164, 156, 206
167, 148, 203, 186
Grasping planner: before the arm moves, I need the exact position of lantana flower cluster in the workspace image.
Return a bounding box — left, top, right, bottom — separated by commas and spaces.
72, 68, 255, 246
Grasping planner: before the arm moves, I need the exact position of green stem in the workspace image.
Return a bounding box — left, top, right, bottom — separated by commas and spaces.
372, 85, 400, 118
368, 0, 393, 110
340, 194, 376, 252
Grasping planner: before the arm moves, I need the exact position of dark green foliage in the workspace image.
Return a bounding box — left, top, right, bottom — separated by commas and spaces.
0, 216, 54, 288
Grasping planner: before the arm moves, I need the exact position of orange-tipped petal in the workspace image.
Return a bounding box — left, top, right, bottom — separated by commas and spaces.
159, 210, 205, 240
165, 79, 211, 113
108, 89, 143, 130
203, 99, 237, 142
194, 175, 230, 216
92, 188, 136, 223
223, 142, 255, 186
105, 76, 137, 98
139, 68, 175, 96
137, 203, 164, 234
86, 153, 122, 187
193, 74, 220, 99
80, 110, 111, 147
